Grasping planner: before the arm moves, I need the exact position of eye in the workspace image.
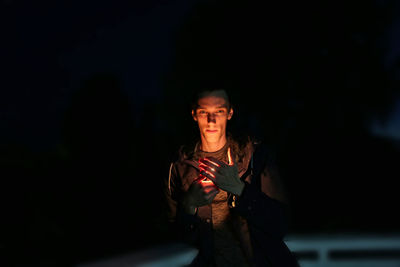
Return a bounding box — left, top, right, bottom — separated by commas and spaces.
217, 110, 225, 113
198, 110, 207, 115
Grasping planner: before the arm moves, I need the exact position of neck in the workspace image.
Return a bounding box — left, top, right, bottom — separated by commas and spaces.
200, 135, 227, 152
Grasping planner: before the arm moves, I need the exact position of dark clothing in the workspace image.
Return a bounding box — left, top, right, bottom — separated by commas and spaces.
197, 142, 249, 266
165, 136, 299, 267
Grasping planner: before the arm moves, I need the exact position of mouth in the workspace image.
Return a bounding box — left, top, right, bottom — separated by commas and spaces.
206, 129, 218, 133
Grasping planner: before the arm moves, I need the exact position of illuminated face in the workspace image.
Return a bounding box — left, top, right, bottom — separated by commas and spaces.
192, 95, 233, 146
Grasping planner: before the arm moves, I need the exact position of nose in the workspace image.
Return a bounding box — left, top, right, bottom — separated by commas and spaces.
207, 113, 216, 123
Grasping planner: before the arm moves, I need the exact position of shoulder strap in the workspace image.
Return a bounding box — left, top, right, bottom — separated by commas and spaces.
250, 142, 270, 189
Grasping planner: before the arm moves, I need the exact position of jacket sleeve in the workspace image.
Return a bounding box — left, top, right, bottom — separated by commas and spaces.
233, 145, 290, 239
164, 162, 202, 244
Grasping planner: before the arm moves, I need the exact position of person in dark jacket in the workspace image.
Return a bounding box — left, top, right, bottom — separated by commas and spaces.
164, 89, 299, 267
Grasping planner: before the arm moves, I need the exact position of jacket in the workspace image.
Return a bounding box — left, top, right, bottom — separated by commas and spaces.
165, 136, 299, 267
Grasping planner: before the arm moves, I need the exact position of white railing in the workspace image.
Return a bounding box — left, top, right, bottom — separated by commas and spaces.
76, 242, 198, 267
77, 233, 400, 267
285, 233, 400, 267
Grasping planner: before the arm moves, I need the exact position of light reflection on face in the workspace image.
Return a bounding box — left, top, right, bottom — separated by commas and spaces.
192, 96, 233, 146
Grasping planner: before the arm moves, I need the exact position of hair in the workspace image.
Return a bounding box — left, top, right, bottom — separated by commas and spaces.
190, 88, 232, 112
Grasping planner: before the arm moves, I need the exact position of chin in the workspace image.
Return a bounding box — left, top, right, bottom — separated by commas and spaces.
204, 136, 219, 143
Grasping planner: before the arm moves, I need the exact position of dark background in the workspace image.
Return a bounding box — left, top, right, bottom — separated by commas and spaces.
1, 0, 400, 266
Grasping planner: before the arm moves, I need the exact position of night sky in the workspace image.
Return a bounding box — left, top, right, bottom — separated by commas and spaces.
1, 0, 400, 266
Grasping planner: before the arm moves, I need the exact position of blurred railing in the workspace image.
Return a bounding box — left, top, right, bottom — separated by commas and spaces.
75, 242, 198, 267
285, 233, 400, 267
76, 233, 400, 267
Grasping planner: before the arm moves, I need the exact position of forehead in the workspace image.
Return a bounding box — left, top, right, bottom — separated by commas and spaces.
197, 96, 228, 108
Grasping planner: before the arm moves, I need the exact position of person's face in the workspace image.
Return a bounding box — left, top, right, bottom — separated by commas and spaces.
192, 96, 233, 144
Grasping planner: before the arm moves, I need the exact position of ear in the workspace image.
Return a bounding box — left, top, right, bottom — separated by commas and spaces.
227, 108, 233, 120
191, 110, 198, 121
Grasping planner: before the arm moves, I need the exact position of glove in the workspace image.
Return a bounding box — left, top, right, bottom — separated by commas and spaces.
182, 177, 219, 215
199, 147, 245, 196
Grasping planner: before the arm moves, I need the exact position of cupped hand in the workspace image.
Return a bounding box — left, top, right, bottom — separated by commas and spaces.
199, 147, 244, 196
183, 178, 219, 214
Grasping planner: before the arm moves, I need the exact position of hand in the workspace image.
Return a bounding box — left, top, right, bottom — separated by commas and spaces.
199, 147, 245, 196
183, 178, 219, 215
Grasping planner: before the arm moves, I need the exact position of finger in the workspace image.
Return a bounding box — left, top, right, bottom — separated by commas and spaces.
203, 157, 227, 168
200, 170, 216, 183
200, 169, 215, 179
200, 161, 224, 177
199, 162, 217, 174
199, 157, 226, 168
199, 158, 220, 169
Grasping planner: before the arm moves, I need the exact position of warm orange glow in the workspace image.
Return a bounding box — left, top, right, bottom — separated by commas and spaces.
227, 147, 233, 166
200, 179, 214, 185
203, 158, 220, 167
206, 170, 215, 178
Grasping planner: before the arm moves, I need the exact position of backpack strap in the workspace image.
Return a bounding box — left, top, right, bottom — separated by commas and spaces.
229, 142, 269, 208
251, 142, 270, 190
